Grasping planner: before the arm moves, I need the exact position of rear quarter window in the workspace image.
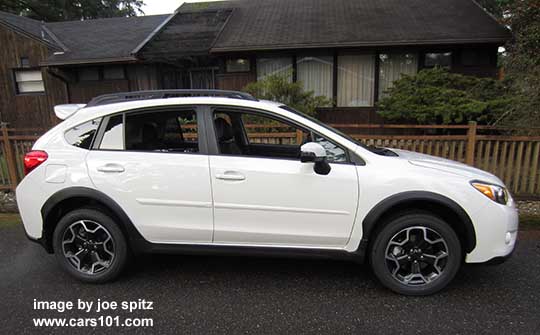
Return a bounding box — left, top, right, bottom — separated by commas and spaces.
65, 118, 101, 149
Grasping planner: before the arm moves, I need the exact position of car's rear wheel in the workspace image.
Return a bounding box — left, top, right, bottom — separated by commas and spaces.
370, 212, 462, 295
53, 208, 128, 283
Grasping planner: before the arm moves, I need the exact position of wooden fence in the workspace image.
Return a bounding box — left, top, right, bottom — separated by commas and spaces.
1, 122, 539, 198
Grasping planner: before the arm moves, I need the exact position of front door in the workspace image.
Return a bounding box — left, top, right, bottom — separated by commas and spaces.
208, 108, 359, 248
86, 107, 213, 244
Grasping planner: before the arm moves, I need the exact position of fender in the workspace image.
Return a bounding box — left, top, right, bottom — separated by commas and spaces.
357, 191, 477, 257
41, 186, 151, 253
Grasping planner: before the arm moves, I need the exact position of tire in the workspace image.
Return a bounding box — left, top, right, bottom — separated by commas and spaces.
53, 208, 129, 283
370, 212, 462, 296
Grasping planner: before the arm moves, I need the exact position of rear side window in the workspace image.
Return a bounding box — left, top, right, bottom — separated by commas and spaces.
100, 115, 124, 150
125, 110, 199, 153
65, 118, 101, 149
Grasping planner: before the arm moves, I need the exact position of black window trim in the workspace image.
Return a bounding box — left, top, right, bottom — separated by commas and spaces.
91, 105, 208, 155
64, 117, 103, 150
206, 105, 356, 165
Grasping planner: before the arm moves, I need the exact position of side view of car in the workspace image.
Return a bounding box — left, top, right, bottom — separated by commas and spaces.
17, 90, 518, 295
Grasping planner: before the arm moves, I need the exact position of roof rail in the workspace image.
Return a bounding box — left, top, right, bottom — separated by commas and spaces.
86, 89, 258, 107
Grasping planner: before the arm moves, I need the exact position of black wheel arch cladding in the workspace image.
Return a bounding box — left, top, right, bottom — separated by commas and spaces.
41, 186, 149, 253
360, 191, 477, 254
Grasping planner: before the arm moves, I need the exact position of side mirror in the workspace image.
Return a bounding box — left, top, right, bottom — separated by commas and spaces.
300, 142, 331, 175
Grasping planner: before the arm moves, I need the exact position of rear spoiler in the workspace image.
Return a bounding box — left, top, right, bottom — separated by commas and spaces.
54, 104, 86, 120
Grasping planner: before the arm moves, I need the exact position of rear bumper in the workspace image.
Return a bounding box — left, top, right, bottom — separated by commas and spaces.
22, 222, 52, 253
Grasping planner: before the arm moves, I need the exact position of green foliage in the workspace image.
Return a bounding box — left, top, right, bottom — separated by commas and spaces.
243, 72, 332, 117
495, 0, 540, 129
376, 68, 514, 124
0, 0, 145, 21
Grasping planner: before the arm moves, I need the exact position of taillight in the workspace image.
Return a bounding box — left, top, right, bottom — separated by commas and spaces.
24, 151, 48, 175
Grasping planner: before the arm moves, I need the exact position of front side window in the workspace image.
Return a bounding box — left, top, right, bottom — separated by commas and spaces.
337, 54, 375, 107
125, 110, 199, 153
14, 69, 44, 94
213, 110, 347, 163
65, 118, 101, 149
424, 52, 452, 68
378, 53, 418, 97
296, 56, 333, 102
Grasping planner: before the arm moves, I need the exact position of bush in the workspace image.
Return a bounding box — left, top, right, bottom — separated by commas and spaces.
243, 73, 332, 116
376, 68, 514, 124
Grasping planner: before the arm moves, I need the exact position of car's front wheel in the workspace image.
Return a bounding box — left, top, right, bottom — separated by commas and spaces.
370, 212, 462, 295
53, 208, 128, 283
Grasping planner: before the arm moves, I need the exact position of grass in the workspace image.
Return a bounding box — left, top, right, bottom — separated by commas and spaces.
0, 213, 21, 228
0, 213, 539, 230
519, 214, 540, 230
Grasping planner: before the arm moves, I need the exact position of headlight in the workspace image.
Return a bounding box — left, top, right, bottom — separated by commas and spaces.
471, 181, 508, 205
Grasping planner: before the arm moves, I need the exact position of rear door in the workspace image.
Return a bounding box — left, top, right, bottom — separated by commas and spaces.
86, 106, 214, 244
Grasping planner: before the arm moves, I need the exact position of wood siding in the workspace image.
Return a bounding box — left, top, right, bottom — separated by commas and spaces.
0, 24, 67, 128
67, 64, 160, 104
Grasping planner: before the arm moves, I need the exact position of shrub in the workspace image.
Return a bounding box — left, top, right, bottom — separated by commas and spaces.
243, 73, 332, 117
376, 68, 514, 124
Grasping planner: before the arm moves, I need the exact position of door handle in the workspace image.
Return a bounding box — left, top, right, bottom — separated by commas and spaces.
215, 171, 245, 181
97, 164, 125, 173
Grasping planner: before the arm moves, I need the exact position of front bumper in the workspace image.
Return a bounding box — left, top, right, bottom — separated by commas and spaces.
465, 199, 519, 263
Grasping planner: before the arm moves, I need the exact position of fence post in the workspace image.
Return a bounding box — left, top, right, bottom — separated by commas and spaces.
465, 121, 477, 166
1, 123, 19, 190
296, 129, 303, 144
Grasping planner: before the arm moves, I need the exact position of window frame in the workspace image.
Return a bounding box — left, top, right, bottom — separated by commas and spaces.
204, 105, 353, 165
91, 105, 209, 155
12, 67, 45, 95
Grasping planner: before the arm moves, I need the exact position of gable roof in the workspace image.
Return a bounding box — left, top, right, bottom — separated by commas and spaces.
0, 0, 511, 66
43, 14, 169, 65
0, 11, 59, 48
137, 8, 233, 61
176, 0, 510, 53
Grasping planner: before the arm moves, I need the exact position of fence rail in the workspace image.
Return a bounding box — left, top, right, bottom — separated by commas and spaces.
0, 122, 539, 198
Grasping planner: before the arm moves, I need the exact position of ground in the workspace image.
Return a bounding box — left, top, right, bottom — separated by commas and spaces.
1, 215, 539, 334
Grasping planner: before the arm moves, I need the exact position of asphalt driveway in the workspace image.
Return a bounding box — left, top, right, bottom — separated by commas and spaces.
1, 223, 539, 334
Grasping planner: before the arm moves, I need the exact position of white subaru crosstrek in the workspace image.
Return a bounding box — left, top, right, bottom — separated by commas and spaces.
17, 90, 518, 295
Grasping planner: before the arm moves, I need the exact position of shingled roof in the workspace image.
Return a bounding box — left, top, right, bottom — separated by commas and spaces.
0, 11, 59, 48
44, 14, 169, 65
0, 0, 510, 65
178, 0, 510, 53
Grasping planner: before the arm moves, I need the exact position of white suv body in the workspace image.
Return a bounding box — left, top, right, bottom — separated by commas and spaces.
16, 91, 518, 295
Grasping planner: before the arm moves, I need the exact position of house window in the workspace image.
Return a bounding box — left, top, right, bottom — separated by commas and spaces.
226, 58, 250, 72
13, 69, 45, 94
20, 57, 30, 68
256, 57, 293, 82
78, 68, 100, 81
103, 66, 125, 80
424, 52, 452, 68
461, 49, 491, 67
378, 53, 418, 98
297, 56, 333, 102
337, 54, 375, 107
